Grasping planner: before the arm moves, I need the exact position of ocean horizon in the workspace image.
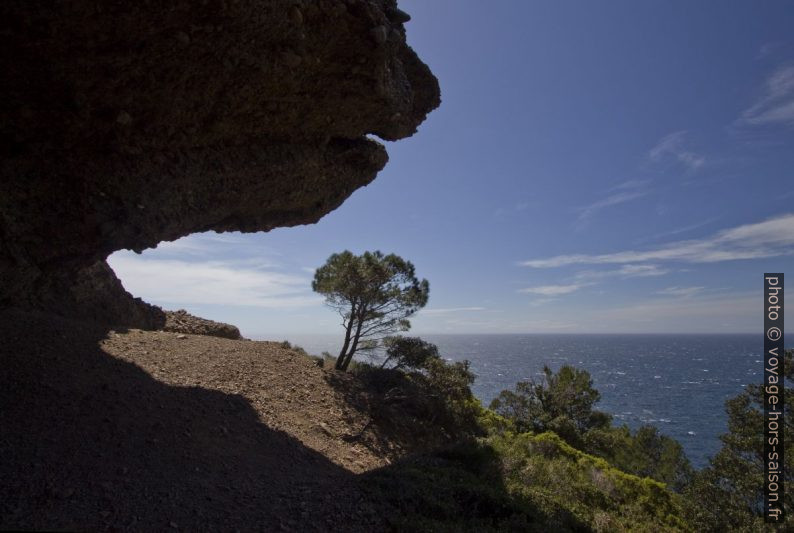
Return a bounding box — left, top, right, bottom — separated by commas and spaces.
260, 332, 787, 470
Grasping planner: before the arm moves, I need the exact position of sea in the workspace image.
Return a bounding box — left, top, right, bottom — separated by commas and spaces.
268, 333, 781, 469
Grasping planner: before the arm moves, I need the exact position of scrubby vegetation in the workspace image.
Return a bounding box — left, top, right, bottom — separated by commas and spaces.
296, 337, 791, 531
490, 365, 692, 492
352, 352, 691, 530
682, 350, 793, 532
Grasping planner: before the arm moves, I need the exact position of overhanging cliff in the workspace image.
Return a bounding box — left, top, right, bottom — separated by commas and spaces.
0, 0, 439, 327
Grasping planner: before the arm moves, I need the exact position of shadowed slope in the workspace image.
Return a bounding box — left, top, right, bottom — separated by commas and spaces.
0, 310, 383, 531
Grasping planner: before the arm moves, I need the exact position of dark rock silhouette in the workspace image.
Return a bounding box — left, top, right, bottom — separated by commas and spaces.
0, 0, 440, 327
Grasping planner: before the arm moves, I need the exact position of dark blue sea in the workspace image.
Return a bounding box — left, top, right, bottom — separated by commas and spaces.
273, 333, 777, 469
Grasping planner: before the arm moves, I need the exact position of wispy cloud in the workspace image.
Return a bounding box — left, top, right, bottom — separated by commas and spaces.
518, 284, 588, 296
740, 64, 794, 127
576, 190, 649, 225
634, 217, 721, 244
575, 264, 669, 280
648, 131, 705, 172
614, 178, 652, 190
522, 213, 794, 268
151, 232, 281, 259
421, 307, 487, 314
108, 254, 319, 308
592, 291, 758, 331
574, 179, 651, 227
656, 286, 705, 298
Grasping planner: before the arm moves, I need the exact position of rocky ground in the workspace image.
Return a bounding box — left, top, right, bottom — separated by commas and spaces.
0, 309, 397, 531
162, 309, 243, 340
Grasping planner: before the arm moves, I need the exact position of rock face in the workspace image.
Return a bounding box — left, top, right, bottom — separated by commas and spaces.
163, 309, 242, 340
0, 0, 439, 327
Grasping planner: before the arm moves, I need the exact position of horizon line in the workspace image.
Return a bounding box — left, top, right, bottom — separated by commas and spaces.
249, 331, 765, 337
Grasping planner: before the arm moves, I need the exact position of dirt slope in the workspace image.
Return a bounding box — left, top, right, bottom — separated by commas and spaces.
0, 309, 389, 531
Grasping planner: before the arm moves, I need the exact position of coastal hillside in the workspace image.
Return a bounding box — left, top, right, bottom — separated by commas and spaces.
0, 309, 390, 530
1, 309, 697, 531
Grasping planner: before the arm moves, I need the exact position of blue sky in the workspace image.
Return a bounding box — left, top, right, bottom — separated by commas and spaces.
110, 0, 794, 337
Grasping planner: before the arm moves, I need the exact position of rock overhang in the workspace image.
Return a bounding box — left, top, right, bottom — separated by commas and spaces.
0, 0, 440, 326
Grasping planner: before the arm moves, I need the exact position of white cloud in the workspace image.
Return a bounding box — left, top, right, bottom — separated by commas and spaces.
576, 190, 648, 224
634, 217, 720, 244
521, 213, 794, 268
518, 284, 587, 296
108, 254, 319, 308
421, 307, 487, 314
614, 178, 653, 190
576, 264, 669, 280
574, 179, 652, 228
617, 264, 668, 277
528, 298, 559, 307
656, 286, 705, 298
151, 232, 282, 259
593, 291, 758, 330
741, 65, 794, 126
648, 131, 705, 171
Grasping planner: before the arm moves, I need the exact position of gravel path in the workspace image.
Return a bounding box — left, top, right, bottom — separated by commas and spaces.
0, 310, 386, 531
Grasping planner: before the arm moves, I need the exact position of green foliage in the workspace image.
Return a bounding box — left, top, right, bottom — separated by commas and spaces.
584, 425, 692, 492
490, 364, 692, 492
353, 338, 482, 444
489, 365, 611, 448
361, 440, 588, 532
683, 349, 794, 532
423, 357, 480, 432
338, 346, 695, 530
380, 335, 439, 370
312, 250, 429, 371
489, 431, 690, 532
363, 431, 691, 532
474, 399, 516, 435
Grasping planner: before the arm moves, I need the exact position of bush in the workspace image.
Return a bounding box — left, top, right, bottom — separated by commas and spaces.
490, 364, 691, 492
362, 431, 691, 531
489, 365, 611, 446
683, 350, 793, 531
348, 338, 482, 446
380, 336, 439, 370
584, 425, 692, 492
489, 431, 690, 531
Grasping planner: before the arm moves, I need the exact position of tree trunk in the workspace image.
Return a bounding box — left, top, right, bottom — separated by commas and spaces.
340, 305, 366, 371
335, 306, 356, 370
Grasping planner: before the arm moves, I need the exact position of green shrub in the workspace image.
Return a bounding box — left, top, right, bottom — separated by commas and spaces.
683, 350, 794, 531
380, 336, 440, 370
490, 364, 691, 492
489, 365, 611, 445
489, 431, 690, 531
362, 431, 691, 531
